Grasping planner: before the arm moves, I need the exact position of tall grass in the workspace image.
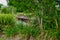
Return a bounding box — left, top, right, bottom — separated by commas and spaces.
0, 14, 16, 35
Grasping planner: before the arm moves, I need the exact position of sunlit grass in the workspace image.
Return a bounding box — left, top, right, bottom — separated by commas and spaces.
0, 38, 4, 40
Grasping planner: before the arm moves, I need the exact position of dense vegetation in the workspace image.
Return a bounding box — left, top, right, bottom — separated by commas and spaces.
0, 0, 60, 40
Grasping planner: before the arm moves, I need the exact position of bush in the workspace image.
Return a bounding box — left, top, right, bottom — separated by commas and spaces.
0, 14, 16, 32
0, 14, 16, 25
5, 21, 24, 37
1, 6, 16, 14
5, 25, 18, 37
16, 22, 40, 39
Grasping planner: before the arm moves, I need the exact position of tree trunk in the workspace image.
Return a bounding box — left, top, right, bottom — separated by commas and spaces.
58, 36, 60, 40
27, 34, 30, 40
40, 1, 44, 30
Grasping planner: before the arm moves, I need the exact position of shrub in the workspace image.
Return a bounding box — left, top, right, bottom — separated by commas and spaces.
0, 14, 16, 32
0, 14, 16, 25
1, 6, 16, 14
16, 22, 40, 40
5, 25, 18, 37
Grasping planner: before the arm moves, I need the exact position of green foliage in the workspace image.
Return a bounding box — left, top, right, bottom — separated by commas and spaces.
8, 0, 39, 12
1, 6, 16, 14
5, 25, 18, 37
5, 26, 12, 37
0, 4, 2, 9
16, 21, 40, 38
0, 14, 16, 25
0, 38, 4, 40
0, 14, 16, 33
0, 0, 59, 40
0, 14, 15, 25
30, 25, 40, 37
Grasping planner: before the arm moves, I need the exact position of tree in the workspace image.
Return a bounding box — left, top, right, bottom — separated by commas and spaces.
0, 4, 2, 13
8, 0, 60, 39
8, 0, 38, 12
1, 6, 16, 14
